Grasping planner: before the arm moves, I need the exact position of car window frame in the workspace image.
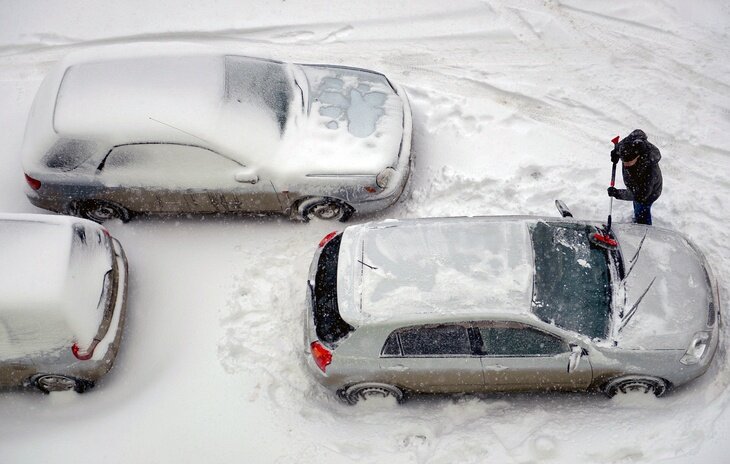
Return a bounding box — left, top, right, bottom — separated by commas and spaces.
96, 142, 245, 172
471, 320, 570, 358
379, 322, 481, 358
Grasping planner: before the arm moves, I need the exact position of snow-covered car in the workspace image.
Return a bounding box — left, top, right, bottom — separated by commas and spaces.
305, 216, 720, 403
0, 214, 128, 393
21, 49, 412, 223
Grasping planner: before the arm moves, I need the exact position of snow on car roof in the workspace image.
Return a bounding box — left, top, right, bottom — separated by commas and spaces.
52, 54, 287, 165
0, 214, 111, 359
337, 217, 536, 326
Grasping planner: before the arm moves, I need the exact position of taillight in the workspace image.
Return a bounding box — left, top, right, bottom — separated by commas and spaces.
310, 341, 332, 372
24, 173, 41, 190
318, 231, 338, 248
101, 228, 111, 238
72, 339, 99, 361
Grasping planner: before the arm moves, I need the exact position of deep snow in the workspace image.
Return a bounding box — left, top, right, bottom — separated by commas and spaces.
0, 1, 729, 463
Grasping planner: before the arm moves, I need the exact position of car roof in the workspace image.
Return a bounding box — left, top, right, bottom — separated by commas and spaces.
337, 216, 540, 327
0, 214, 111, 358
51, 54, 287, 165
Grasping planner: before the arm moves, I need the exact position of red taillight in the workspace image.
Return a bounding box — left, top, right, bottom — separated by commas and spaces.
310, 341, 332, 372
318, 231, 338, 248
24, 173, 41, 190
364, 186, 377, 193
101, 228, 111, 238
72, 340, 99, 361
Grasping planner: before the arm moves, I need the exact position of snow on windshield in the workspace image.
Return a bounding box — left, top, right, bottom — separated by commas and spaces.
224, 56, 292, 135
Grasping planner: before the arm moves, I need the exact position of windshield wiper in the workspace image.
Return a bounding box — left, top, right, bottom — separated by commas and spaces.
624, 230, 648, 280
618, 276, 656, 332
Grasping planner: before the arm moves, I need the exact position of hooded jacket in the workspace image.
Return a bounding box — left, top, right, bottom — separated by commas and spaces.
614, 130, 663, 204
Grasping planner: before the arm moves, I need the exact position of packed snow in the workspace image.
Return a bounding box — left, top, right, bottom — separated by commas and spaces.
0, 1, 729, 463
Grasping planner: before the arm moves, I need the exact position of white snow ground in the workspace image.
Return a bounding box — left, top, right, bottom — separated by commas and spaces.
0, 0, 729, 462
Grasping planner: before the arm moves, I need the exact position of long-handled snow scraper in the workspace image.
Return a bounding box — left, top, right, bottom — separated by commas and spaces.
591, 136, 620, 249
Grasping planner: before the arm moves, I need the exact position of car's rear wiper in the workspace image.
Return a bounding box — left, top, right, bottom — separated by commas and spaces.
618, 276, 656, 332
624, 230, 648, 280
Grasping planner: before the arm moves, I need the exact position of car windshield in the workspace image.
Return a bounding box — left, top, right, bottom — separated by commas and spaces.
224, 56, 293, 135
529, 221, 612, 339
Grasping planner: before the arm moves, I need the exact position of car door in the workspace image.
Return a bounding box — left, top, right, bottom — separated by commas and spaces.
378, 323, 484, 393
97, 143, 283, 213
474, 321, 592, 392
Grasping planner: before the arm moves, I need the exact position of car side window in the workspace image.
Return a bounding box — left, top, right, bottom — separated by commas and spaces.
477, 324, 567, 357
100, 143, 242, 188
386, 324, 472, 357
381, 332, 401, 356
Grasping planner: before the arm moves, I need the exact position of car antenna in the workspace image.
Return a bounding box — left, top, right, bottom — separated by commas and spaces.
590, 135, 620, 250
148, 117, 210, 144
618, 276, 656, 332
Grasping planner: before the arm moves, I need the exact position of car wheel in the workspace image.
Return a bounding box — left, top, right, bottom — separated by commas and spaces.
297, 198, 354, 222
341, 383, 405, 405
32, 374, 93, 394
603, 375, 668, 398
77, 201, 130, 223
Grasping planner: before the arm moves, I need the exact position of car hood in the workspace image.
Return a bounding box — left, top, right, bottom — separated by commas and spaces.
276, 64, 406, 176
612, 224, 714, 350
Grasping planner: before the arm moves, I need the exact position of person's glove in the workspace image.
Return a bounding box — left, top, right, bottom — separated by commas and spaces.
610, 148, 619, 164
607, 187, 619, 198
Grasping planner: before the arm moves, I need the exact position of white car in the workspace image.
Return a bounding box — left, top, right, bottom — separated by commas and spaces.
21, 48, 413, 222
0, 214, 128, 393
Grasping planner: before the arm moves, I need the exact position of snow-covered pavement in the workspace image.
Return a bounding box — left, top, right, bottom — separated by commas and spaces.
0, 1, 728, 462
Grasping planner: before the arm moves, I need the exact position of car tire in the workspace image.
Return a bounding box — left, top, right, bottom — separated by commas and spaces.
603, 375, 668, 398
297, 198, 354, 222
341, 382, 405, 405
32, 374, 93, 394
77, 200, 131, 223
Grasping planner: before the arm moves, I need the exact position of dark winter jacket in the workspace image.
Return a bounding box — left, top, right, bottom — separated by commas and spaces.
614, 130, 663, 204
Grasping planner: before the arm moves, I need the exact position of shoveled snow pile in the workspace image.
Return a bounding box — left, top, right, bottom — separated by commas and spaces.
0, 1, 728, 463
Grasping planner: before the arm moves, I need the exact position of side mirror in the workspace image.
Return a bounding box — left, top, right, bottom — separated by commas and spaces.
235, 169, 259, 184
567, 344, 584, 373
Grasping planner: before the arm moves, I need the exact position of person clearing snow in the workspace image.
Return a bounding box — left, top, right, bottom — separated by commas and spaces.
607, 129, 663, 225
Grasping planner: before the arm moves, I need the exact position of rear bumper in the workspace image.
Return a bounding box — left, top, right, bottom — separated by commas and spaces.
73, 237, 128, 379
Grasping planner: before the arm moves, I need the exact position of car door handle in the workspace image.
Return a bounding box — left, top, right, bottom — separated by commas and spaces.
386, 364, 409, 372
483, 365, 509, 371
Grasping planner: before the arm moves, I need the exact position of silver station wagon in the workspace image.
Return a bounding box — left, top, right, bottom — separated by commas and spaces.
305, 216, 720, 403
0, 214, 128, 393
22, 49, 412, 222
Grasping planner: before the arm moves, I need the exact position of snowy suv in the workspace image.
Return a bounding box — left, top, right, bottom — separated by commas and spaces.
305, 216, 720, 403
21, 47, 412, 223
0, 214, 128, 393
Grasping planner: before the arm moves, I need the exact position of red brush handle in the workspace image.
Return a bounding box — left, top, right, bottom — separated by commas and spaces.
610, 135, 619, 186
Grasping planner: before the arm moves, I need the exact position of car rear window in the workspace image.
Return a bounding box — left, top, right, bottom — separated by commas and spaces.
313, 234, 354, 345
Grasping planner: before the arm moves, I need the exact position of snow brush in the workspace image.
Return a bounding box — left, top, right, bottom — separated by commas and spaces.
591, 136, 620, 249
